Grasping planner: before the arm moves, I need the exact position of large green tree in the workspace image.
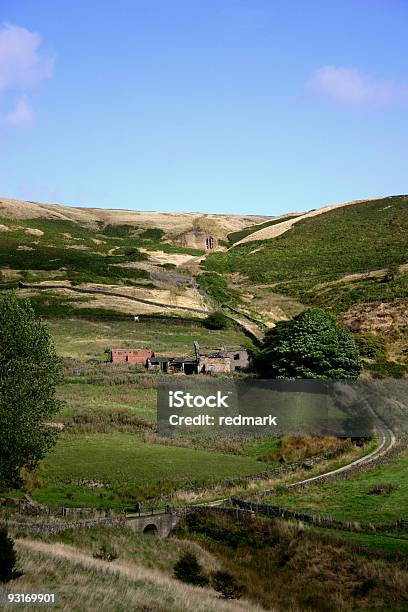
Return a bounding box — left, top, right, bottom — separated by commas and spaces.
0, 292, 63, 489
256, 308, 362, 379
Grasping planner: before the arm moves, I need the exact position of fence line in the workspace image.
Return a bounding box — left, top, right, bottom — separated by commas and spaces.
230, 497, 407, 533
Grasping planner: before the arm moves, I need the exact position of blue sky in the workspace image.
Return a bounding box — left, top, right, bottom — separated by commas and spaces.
0, 0, 407, 215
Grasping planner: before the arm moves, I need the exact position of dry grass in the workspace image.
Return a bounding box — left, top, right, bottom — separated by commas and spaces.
0, 539, 264, 611
261, 435, 343, 464
177, 510, 408, 611
0, 196, 271, 238
139, 249, 200, 266
19, 286, 208, 317
234, 197, 376, 246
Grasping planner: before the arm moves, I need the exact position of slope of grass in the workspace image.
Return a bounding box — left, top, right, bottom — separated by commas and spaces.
57, 384, 157, 424
28, 432, 270, 508
308, 526, 408, 557
197, 272, 241, 307
262, 449, 408, 523
175, 510, 408, 612
274, 270, 408, 312
204, 196, 408, 309
2, 538, 251, 612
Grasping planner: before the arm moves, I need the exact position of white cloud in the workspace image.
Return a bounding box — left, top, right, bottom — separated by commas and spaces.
0, 23, 53, 126
1, 97, 34, 125
306, 65, 408, 106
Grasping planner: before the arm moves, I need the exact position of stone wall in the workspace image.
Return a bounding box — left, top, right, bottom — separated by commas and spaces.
1, 517, 125, 536
230, 498, 407, 533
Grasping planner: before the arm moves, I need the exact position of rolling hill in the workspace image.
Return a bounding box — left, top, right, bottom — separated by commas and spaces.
0, 193, 407, 375
202, 195, 408, 375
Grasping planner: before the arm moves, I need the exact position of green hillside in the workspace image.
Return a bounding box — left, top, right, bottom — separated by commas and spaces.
0, 217, 203, 288
204, 196, 408, 311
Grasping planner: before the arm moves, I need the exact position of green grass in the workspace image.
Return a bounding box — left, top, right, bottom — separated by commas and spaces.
24, 293, 153, 318
57, 384, 157, 423
262, 449, 408, 523
30, 432, 270, 508
46, 316, 253, 360
241, 438, 280, 458
204, 196, 408, 310
307, 525, 408, 557
364, 360, 408, 379
36, 526, 199, 573
197, 272, 241, 307
286, 271, 408, 312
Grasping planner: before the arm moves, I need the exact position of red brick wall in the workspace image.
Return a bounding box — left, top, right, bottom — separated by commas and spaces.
111, 349, 154, 363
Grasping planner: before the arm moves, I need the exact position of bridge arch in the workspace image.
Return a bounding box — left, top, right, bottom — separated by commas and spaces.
143, 523, 159, 535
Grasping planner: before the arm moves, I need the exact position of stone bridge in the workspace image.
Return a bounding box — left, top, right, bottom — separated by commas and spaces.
126, 510, 181, 538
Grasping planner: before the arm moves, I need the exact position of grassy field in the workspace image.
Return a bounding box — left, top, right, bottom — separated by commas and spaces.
204, 196, 408, 310
262, 449, 408, 523
307, 525, 408, 557
28, 432, 270, 508
47, 316, 253, 360
57, 384, 157, 424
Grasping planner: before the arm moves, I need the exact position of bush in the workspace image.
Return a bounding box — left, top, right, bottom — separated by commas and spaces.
255, 308, 362, 379
203, 311, 230, 330
211, 570, 244, 599
367, 483, 398, 495
93, 543, 118, 562
139, 228, 164, 241
0, 529, 22, 583
173, 552, 209, 586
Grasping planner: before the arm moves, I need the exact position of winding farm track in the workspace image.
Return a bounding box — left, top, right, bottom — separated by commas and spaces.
200, 421, 397, 508
285, 423, 396, 492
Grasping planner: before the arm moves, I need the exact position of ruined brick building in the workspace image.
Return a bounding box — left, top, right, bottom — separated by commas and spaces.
110, 348, 154, 364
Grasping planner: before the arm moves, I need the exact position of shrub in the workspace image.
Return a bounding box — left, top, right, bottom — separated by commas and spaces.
139, 228, 164, 241
203, 311, 230, 330
0, 529, 22, 583
93, 543, 118, 562
211, 570, 244, 599
255, 308, 362, 379
173, 552, 209, 586
103, 224, 132, 237
367, 483, 398, 495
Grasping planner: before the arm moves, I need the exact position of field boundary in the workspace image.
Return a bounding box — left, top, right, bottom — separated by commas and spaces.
229, 498, 408, 533
18, 282, 209, 314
